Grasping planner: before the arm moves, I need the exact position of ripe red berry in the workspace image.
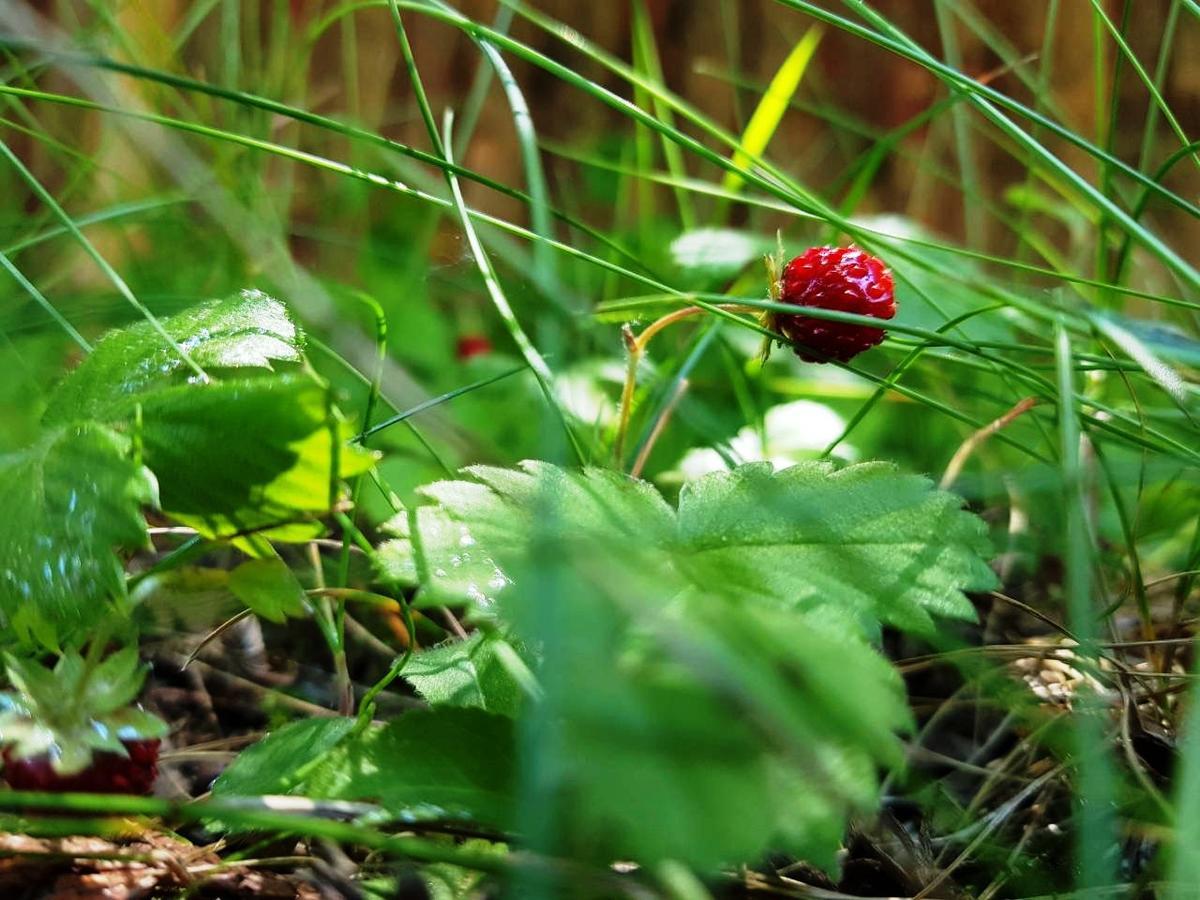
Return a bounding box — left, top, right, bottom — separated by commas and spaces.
456, 335, 493, 361
777, 246, 896, 363
0, 649, 168, 798
2, 738, 161, 795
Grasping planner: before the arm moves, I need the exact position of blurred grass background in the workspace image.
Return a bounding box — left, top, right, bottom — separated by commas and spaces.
1, 0, 1195, 518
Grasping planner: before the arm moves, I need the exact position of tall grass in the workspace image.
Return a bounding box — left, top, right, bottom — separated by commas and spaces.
0, 0, 1197, 894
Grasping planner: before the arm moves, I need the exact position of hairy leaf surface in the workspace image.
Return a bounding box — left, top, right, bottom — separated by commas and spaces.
43, 290, 303, 425
398, 460, 994, 869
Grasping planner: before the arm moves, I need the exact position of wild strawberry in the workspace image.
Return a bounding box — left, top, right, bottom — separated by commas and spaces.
0, 648, 168, 796
2, 739, 161, 794
775, 246, 896, 363
456, 335, 493, 361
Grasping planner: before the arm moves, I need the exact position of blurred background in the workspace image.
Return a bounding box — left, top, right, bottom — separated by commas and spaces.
2, 1, 1197, 511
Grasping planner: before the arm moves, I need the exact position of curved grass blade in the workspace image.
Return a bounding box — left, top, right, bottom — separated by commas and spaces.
0, 137, 205, 378
721, 23, 823, 202
439, 113, 585, 465
0, 250, 91, 352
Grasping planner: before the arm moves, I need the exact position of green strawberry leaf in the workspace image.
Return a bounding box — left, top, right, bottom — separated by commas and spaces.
413, 459, 994, 634
212, 716, 358, 797
82, 646, 149, 715
122, 375, 373, 541
674, 460, 994, 633
215, 709, 516, 829
398, 459, 995, 870
403, 633, 525, 717
0, 423, 155, 640
0, 649, 166, 771
301, 708, 516, 826
43, 289, 303, 425
227, 558, 309, 623
377, 507, 511, 608
493, 522, 904, 870
101, 706, 169, 743
38, 292, 373, 545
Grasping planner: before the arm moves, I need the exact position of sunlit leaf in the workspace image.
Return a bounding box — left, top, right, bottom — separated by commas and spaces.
403, 633, 524, 717
378, 506, 510, 608
36, 292, 373, 544
43, 289, 304, 425
130, 375, 374, 540
302, 708, 516, 826
414, 460, 993, 633
0, 423, 155, 641
228, 558, 309, 623
212, 716, 357, 797
216, 709, 516, 828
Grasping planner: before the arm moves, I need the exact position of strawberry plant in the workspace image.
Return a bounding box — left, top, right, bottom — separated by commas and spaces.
0, 649, 166, 794
0, 2, 1197, 898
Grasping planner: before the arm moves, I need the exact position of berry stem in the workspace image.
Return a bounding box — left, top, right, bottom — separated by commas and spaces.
613, 325, 640, 467
630, 378, 689, 479
613, 303, 754, 470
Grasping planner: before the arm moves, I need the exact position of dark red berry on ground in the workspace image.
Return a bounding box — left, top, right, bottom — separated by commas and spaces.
456, 335, 493, 361
2, 739, 160, 795
777, 246, 896, 363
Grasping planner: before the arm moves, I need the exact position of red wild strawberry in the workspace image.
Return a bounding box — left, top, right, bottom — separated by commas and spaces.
456, 334, 493, 361
0, 648, 168, 796
776, 246, 896, 363
2, 739, 161, 795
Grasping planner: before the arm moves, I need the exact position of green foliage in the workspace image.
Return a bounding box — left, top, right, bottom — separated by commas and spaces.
410, 460, 995, 635
673, 461, 995, 633
402, 633, 524, 717
227, 559, 308, 623
42, 292, 374, 542
130, 375, 372, 539
42, 289, 304, 425
1, 290, 372, 640
302, 709, 516, 826
212, 716, 358, 797
376, 507, 511, 608
216, 709, 516, 827
395, 460, 994, 870
0, 423, 155, 638
0, 648, 167, 774
3, 0, 1195, 891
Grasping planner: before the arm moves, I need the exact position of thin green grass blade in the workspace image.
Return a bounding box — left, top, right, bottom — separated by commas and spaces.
355, 364, 530, 444
631, 0, 695, 230
1089, 0, 1197, 173
0, 137, 205, 378
773, 0, 1200, 289
438, 113, 584, 465
0, 251, 91, 352
932, 0, 984, 250
385, 0, 444, 154
0, 37, 645, 278
1, 196, 187, 257
1055, 324, 1119, 891
1135, 0, 1182, 174
171, 0, 222, 51
949, 0, 1071, 124
720, 23, 823, 203
452, 3, 515, 159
